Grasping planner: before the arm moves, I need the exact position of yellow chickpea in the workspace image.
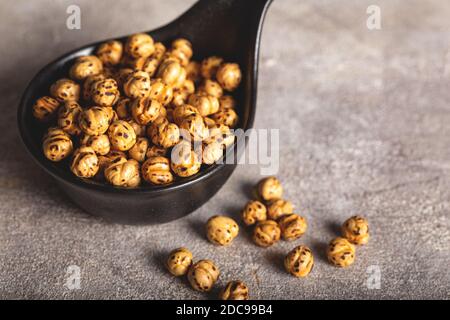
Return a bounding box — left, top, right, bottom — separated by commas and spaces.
206, 215, 239, 246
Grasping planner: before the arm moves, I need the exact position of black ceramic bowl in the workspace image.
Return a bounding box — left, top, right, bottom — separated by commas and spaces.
17, 0, 272, 224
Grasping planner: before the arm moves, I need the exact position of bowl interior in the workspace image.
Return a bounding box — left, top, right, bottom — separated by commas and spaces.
17, 25, 257, 194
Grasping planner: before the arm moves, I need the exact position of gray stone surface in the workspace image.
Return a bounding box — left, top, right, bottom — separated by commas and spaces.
0, 0, 449, 299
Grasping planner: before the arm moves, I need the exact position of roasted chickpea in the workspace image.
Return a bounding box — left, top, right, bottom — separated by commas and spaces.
108, 120, 137, 151
266, 199, 293, 220
153, 42, 167, 61
96, 40, 123, 66
70, 55, 103, 81
79, 106, 112, 136
327, 237, 356, 268
149, 79, 173, 106
284, 245, 314, 278
83, 74, 106, 101
81, 134, 110, 156
50, 78, 80, 102
219, 95, 236, 110
56, 101, 82, 136
179, 114, 209, 141
198, 79, 223, 98
141, 42, 166, 76
216, 63, 242, 91
201, 56, 223, 79
188, 93, 219, 116
342, 216, 370, 245
253, 220, 281, 248
157, 59, 185, 86
206, 215, 239, 246
140, 56, 160, 77
33, 96, 60, 121
94, 150, 126, 181
114, 97, 131, 119
220, 281, 249, 300
146, 145, 167, 158
42, 127, 73, 162
258, 177, 283, 202
205, 124, 235, 149
141, 156, 174, 185
123, 70, 151, 99
148, 117, 180, 148
128, 137, 149, 162
91, 78, 120, 107
242, 200, 267, 226
70, 146, 99, 178
172, 38, 193, 60
186, 61, 201, 82
172, 104, 199, 126
187, 260, 220, 292
166, 49, 189, 67
166, 247, 193, 276
130, 97, 162, 125
170, 141, 202, 177
278, 214, 307, 241
105, 157, 141, 188
211, 107, 238, 128
201, 141, 223, 165
125, 33, 155, 59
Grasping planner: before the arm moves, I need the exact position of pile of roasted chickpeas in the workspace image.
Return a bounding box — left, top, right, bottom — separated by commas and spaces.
33, 33, 242, 187
166, 177, 370, 299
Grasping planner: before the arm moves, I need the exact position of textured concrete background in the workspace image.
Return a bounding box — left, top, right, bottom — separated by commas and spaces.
0, 0, 449, 299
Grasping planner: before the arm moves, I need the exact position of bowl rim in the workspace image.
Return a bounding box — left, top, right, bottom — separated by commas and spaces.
17, 37, 257, 196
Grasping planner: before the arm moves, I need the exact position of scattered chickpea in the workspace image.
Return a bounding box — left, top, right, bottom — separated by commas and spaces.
166, 247, 193, 277
342, 216, 370, 245
266, 199, 293, 220
220, 281, 249, 300
253, 220, 281, 248
284, 245, 314, 278
206, 215, 239, 246
278, 214, 307, 241
257, 177, 283, 202
327, 237, 356, 268
187, 260, 220, 292
242, 200, 267, 226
